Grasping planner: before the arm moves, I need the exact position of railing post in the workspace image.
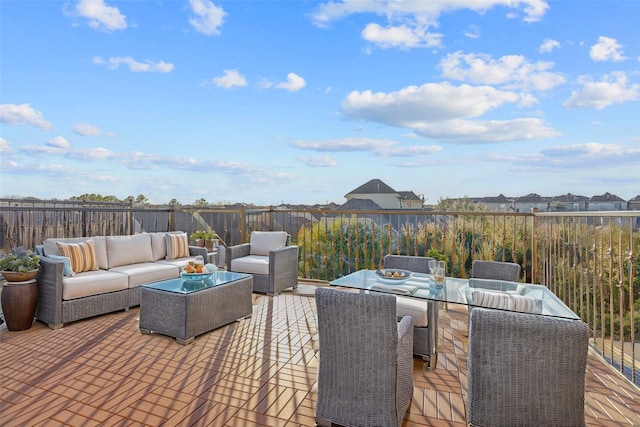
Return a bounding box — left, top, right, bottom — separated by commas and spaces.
239, 205, 246, 243
168, 203, 175, 232
128, 198, 134, 235
531, 208, 538, 284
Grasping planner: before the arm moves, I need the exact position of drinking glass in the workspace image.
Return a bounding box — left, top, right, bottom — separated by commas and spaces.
428, 259, 436, 275
433, 265, 445, 289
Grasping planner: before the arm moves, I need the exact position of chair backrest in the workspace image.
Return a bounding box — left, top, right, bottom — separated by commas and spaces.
248, 231, 289, 256
467, 308, 589, 427
384, 254, 434, 274
471, 260, 521, 282
315, 288, 399, 424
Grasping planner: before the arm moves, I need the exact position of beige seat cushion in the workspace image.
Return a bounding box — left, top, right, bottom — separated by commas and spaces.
62, 270, 128, 300
395, 296, 429, 327
230, 255, 269, 275
110, 262, 178, 288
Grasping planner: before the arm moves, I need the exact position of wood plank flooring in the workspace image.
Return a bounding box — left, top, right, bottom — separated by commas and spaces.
1, 284, 639, 426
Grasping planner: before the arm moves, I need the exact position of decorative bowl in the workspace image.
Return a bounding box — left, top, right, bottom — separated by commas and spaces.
375, 269, 412, 284
180, 271, 214, 281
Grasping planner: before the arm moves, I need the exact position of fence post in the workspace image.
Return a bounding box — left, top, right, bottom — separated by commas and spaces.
128, 198, 134, 235
531, 208, 538, 284
239, 205, 246, 243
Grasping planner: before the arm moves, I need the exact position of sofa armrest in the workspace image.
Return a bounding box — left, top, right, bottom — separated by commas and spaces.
36, 256, 65, 328
188, 245, 208, 259
226, 243, 251, 270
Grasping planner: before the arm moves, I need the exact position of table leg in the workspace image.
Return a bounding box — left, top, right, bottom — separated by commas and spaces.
427, 300, 439, 370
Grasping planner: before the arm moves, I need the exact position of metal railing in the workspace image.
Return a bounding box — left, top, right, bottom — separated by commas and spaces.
1, 199, 638, 385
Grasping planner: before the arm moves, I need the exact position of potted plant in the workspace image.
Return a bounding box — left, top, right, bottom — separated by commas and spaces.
0, 246, 40, 282
1, 247, 40, 331
190, 230, 214, 248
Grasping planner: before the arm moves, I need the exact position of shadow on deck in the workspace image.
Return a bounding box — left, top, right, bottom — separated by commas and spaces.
1, 284, 639, 426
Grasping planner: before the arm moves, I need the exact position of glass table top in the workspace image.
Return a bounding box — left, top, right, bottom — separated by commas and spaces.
330, 270, 579, 320
143, 271, 251, 294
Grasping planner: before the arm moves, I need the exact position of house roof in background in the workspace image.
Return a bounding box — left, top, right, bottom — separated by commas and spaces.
551, 193, 589, 202
398, 191, 421, 201
337, 198, 382, 211
590, 192, 626, 202
346, 179, 397, 196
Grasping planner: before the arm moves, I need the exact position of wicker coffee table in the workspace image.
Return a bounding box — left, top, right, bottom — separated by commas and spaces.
139, 271, 252, 344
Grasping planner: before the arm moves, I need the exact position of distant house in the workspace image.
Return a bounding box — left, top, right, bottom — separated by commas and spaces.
628, 195, 640, 211
343, 179, 423, 210
512, 193, 553, 213
587, 192, 626, 211
549, 193, 589, 212
475, 194, 513, 212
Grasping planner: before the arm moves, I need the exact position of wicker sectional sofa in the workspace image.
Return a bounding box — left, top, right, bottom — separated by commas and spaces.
36, 232, 208, 329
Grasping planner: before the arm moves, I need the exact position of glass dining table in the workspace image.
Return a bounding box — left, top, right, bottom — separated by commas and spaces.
330, 270, 579, 368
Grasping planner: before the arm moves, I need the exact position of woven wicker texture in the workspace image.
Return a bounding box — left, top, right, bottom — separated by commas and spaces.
467, 308, 589, 427
314, 287, 413, 427
471, 260, 521, 282
226, 233, 298, 295
383, 255, 434, 359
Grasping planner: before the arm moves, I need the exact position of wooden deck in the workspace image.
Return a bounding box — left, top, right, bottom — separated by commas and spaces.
1, 284, 639, 426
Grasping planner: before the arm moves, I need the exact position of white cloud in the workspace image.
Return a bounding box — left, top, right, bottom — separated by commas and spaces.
292, 137, 397, 152
311, 0, 548, 51
590, 36, 626, 62
73, 122, 114, 137
361, 23, 442, 49
464, 25, 480, 39
341, 82, 559, 142
411, 117, 559, 142
21, 145, 68, 156
563, 71, 639, 109
535, 142, 640, 169
73, 0, 127, 32
276, 73, 306, 92
0, 137, 10, 153
47, 136, 70, 148
292, 137, 442, 157
342, 82, 519, 123
211, 69, 247, 88
92, 56, 174, 73
297, 155, 338, 167
539, 38, 560, 53
0, 103, 53, 129
312, 0, 548, 27
439, 51, 566, 91
376, 145, 442, 157
189, 0, 226, 36
66, 147, 116, 161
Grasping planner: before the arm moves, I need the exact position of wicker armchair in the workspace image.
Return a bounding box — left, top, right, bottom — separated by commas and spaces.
383, 254, 435, 361
314, 288, 414, 427
467, 308, 589, 427
226, 231, 298, 295
471, 260, 521, 282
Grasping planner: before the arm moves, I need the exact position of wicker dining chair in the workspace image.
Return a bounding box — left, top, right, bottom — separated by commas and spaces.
467, 307, 589, 427
314, 287, 414, 427
383, 255, 435, 361
471, 260, 521, 282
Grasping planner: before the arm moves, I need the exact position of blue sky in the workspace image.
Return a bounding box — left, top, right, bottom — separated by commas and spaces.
1, 0, 639, 206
